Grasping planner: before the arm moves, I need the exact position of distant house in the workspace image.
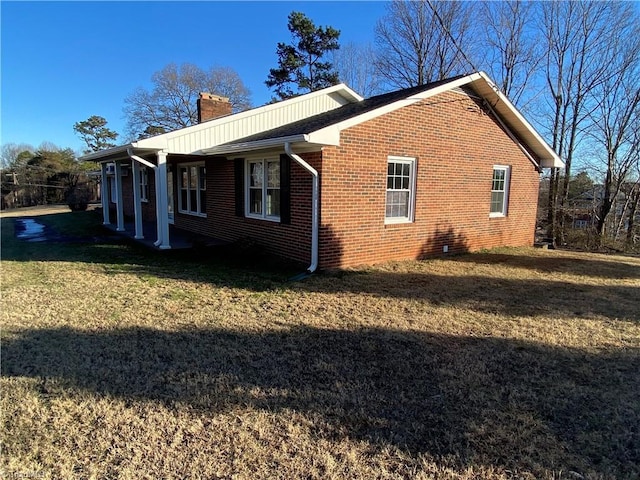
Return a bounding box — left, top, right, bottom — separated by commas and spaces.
567, 184, 640, 232
80, 72, 562, 270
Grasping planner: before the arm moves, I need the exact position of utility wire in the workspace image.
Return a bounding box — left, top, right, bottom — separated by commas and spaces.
425, 0, 481, 75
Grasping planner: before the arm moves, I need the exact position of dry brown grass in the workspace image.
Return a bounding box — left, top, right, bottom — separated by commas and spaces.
1, 209, 639, 479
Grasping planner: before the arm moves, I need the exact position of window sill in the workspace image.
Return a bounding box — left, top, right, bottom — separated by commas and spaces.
489, 213, 506, 218
385, 218, 413, 226
245, 214, 281, 223
178, 210, 207, 218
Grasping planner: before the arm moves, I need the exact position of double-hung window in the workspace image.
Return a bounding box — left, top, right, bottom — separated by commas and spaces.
385, 156, 416, 224
139, 167, 149, 202
490, 165, 510, 217
178, 164, 206, 216
246, 159, 280, 220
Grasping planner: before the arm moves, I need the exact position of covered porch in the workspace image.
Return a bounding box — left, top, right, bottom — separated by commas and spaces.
103, 219, 229, 251
97, 147, 173, 249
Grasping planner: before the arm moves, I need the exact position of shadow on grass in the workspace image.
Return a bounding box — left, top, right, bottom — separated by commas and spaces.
302, 271, 640, 321
450, 251, 640, 280
3, 326, 638, 477
3, 212, 638, 321
1, 213, 302, 288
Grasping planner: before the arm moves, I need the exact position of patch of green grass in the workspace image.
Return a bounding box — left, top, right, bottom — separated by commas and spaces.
1, 207, 639, 479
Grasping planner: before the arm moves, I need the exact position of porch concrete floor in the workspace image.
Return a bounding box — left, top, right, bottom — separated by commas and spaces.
103, 221, 229, 251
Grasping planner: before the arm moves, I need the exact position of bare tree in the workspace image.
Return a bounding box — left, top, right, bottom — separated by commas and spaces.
1, 143, 35, 169
374, 0, 474, 89
479, 0, 542, 109
625, 165, 640, 247
123, 63, 251, 140
539, 1, 633, 245
331, 42, 382, 97
590, 71, 640, 240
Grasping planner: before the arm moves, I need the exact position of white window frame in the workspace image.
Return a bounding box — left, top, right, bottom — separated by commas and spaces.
245, 158, 281, 222
178, 163, 207, 217
139, 167, 149, 203
490, 165, 510, 217
385, 156, 417, 224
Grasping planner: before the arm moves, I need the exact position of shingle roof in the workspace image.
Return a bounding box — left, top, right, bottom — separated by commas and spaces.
224, 75, 467, 145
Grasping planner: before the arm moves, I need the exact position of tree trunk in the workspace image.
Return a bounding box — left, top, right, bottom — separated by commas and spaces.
626, 182, 640, 246
546, 168, 559, 245
596, 156, 615, 241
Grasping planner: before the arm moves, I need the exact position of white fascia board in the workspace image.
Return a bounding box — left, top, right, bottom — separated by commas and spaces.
474, 72, 563, 168
79, 145, 133, 162
308, 71, 563, 169
307, 127, 341, 146
200, 135, 310, 155
79, 140, 167, 162
328, 83, 363, 103
309, 73, 483, 141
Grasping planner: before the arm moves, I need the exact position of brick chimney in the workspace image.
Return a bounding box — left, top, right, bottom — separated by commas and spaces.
197, 93, 232, 123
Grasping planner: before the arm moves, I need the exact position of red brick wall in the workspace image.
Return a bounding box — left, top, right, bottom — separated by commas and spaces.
170, 154, 318, 265
318, 90, 541, 269
122, 89, 541, 270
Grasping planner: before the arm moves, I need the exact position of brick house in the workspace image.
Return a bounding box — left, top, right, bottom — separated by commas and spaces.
81, 72, 562, 270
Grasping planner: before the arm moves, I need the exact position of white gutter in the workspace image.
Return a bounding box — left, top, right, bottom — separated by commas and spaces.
81, 145, 133, 162
200, 134, 309, 155
284, 142, 319, 273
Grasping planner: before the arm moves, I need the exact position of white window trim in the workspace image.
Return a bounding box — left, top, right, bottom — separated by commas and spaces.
245, 158, 281, 222
385, 156, 417, 225
489, 165, 510, 218
139, 167, 149, 203
177, 163, 207, 217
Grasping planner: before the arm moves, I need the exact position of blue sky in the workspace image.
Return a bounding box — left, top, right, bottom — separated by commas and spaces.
1, 1, 388, 154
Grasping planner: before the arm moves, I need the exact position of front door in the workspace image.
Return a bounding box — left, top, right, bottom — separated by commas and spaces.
167, 169, 175, 224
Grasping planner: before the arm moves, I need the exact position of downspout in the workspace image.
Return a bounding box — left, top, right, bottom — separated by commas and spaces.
284, 142, 319, 273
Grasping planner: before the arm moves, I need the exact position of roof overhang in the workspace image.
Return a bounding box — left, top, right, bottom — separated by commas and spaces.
308, 72, 563, 169
79, 74, 561, 169
199, 133, 335, 156
469, 72, 563, 168
79, 142, 166, 163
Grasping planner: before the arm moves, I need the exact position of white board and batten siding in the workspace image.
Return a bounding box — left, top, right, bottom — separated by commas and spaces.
160, 88, 359, 155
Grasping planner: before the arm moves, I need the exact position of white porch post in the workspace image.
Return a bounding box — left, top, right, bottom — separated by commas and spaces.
101, 162, 110, 225
131, 161, 144, 239
154, 151, 171, 249
114, 161, 125, 232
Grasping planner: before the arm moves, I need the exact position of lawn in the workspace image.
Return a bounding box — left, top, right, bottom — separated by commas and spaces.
1, 207, 639, 479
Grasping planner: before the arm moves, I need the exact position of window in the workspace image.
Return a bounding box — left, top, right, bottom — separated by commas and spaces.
490, 166, 510, 217
385, 156, 416, 223
246, 159, 280, 220
178, 164, 206, 216
139, 167, 149, 202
